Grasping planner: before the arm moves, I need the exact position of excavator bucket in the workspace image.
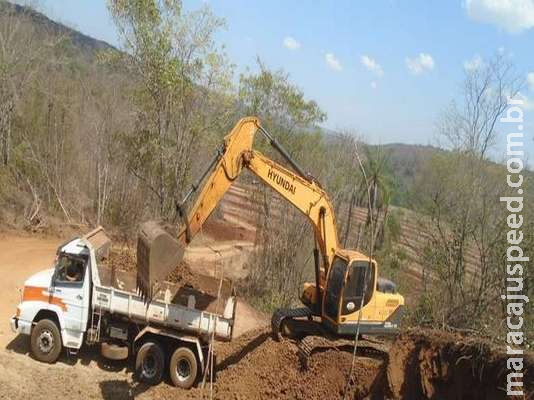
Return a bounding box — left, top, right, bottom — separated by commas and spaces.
136, 220, 185, 301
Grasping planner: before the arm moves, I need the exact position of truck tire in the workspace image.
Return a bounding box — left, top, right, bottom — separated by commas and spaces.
169, 346, 198, 389
135, 341, 164, 385
30, 319, 62, 363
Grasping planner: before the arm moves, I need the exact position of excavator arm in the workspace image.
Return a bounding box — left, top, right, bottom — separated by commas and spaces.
136, 117, 339, 298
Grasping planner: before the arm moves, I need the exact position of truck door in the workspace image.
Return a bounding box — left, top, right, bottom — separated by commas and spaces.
52, 254, 90, 332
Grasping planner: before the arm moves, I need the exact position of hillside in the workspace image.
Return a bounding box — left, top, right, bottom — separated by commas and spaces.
5, 0, 515, 214
0, 0, 114, 55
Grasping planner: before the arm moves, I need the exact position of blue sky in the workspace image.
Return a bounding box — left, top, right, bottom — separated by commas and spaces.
32, 0, 534, 163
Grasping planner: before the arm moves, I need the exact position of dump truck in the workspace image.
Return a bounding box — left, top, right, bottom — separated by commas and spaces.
10, 227, 236, 389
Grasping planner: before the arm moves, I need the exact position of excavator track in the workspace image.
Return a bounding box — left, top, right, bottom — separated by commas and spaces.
271, 307, 313, 341
296, 335, 389, 370
297, 335, 318, 370
272, 307, 390, 369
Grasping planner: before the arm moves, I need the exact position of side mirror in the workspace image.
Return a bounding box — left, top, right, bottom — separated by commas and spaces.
50, 268, 57, 288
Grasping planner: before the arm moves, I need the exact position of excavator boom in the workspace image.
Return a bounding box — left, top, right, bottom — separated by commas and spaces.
136, 117, 339, 299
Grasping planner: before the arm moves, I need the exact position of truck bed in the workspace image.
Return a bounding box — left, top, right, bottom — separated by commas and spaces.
83, 226, 236, 342
97, 264, 233, 314
92, 267, 236, 341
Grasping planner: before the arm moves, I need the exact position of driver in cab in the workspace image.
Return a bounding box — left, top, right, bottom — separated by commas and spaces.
56, 255, 85, 283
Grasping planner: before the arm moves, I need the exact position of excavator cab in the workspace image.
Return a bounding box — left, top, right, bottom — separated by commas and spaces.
324, 254, 403, 336
323, 256, 375, 321
301, 251, 403, 337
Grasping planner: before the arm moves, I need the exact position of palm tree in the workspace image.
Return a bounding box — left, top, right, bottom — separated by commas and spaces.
354, 145, 394, 252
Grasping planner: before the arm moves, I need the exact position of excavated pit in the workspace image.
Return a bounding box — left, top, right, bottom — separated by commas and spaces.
386, 330, 533, 400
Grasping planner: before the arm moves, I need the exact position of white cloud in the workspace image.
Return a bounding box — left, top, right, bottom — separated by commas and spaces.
361, 55, 384, 77
325, 53, 342, 71
465, 0, 534, 34
405, 53, 435, 75
516, 92, 534, 110
464, 54, 484, 71
528, 72, 534, 91
283, 36, 301, 50
370, 81, 377, 89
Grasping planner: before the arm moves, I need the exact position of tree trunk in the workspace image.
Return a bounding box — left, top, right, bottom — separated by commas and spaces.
0, 98, 13, 166
343, 189, 357, 247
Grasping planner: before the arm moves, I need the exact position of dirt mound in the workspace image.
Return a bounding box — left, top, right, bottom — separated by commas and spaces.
167, 260, 201, 288
147, 328, 533, 400
149, 328, 382, 400
101, 245, 136, 273
212, 330, 380, 400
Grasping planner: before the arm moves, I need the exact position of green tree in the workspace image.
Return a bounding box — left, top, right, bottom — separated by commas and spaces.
239, 58, 326, 133
238, 61, 327, 310
108, 0, 233, 217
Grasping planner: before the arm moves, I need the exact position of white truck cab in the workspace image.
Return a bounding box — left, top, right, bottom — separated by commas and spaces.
10, 227, 236, 389
11, 238, 91, 354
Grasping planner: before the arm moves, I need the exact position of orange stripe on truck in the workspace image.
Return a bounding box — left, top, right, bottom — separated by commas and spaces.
23, 286, 67, 312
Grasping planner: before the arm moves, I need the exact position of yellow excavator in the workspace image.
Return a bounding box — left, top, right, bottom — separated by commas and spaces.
136, 117, 404, 342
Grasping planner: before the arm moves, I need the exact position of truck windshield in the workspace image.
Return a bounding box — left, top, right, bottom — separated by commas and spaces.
55, 254, 86, 283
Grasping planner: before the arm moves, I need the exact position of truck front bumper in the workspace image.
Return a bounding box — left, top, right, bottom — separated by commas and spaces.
10, 316, 32, 335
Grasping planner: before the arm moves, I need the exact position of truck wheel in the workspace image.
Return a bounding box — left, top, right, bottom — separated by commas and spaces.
30, 319, 62, 363
135, 341, 164, 385
169, 347, 198, 389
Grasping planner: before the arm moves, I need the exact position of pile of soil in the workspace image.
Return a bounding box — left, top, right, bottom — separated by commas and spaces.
147, 328, 533, 400
212, 329, 382, 400
101, 246, 232, 312
167, 260, 201, 289
150, 328, 383, 400
101, 245, 136, 273
102, 247, 208, 293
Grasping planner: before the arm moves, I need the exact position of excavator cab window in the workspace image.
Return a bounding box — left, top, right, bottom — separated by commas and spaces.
341, 261, 375, 315
323, 256, 348, 321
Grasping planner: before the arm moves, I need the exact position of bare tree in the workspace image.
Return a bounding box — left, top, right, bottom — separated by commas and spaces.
415, 54, 525, 330
438, 53, 523, 158
0, 3, 50, 165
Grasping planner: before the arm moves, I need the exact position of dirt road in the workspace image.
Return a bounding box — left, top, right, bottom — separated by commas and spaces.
0, 233, 59, 348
